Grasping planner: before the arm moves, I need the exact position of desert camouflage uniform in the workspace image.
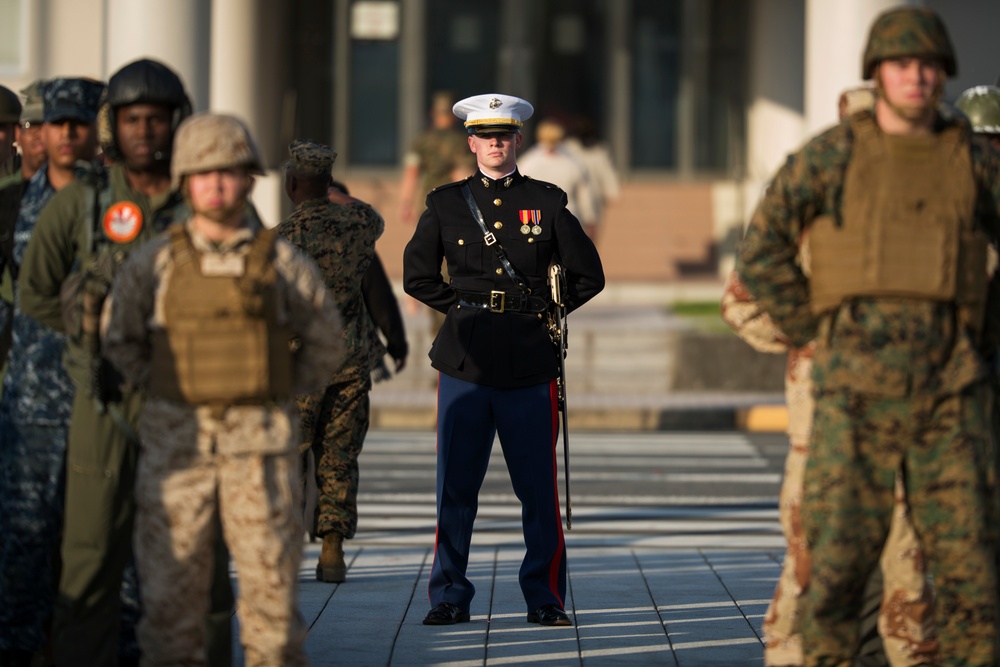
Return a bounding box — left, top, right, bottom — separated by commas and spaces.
0, 165, 74, 654
19, 162, 223, 665
722, 272, 935, 666
277, 196, 384, 539
103, 219, 344, 666
736, 109, 1000, 665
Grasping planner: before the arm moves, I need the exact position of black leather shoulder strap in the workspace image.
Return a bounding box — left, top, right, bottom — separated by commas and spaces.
460, 183, 529, 293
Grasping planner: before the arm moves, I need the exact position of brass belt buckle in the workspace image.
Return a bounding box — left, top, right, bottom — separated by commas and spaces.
489, 290, 505, 313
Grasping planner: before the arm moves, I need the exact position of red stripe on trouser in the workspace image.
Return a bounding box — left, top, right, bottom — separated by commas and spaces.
429, 373, 440, 603
548, 379, 566, 606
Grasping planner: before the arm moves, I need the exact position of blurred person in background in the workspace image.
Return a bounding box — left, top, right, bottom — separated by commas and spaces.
279, 140, 384, 583
563, 116, 618, 243
518, 117, 596, 236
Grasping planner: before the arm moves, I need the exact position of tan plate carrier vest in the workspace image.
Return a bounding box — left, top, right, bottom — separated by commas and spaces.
148, 225, 294, 405
809, 113, 988, 331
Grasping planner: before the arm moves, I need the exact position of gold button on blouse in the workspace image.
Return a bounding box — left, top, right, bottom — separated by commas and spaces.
494, 221, 502, 230
493, 198, 502, 206
457, 239, 465, 246
495, 268, 503, 275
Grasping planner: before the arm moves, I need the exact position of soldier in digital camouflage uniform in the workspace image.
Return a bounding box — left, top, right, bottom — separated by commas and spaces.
0, 77, 103, 667
736, 7, 1000, 665
723, 85, 936, 667
277, 139, 385, 583
400, 92, 477, 337
18, 59, 233, 667
956, 85, 1000, 151
956, 85, 1000, 647
399, 91, 476, 226
0, 81, 47, 189
0, 81, 46, 386
103, 113, 344, 667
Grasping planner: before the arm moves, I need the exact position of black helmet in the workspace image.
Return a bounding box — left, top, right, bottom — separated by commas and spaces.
99, 58, 192, 160
0, 85, 22, 124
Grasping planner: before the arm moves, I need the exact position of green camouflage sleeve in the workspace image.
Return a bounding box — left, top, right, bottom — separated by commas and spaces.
736, 124, 851, 347
736, 153, 819, 347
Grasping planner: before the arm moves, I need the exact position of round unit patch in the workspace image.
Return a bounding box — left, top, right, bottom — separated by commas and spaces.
103, 201, 144, 243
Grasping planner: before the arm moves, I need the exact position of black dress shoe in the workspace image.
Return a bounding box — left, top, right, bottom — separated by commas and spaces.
527, 604, 572, 626
423, 601, 471, 625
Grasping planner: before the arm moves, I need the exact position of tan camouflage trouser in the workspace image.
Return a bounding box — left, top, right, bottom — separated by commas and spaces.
135, 405, 307, 667
763, 347, 935, 667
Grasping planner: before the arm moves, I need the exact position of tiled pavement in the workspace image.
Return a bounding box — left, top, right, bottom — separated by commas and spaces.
234, 542, 779, 666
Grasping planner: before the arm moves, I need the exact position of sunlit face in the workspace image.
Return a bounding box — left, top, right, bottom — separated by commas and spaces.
468, 131, 522, 174
42, 118, 98, 170
876, 56, 944, 122
186, 168, 252, 222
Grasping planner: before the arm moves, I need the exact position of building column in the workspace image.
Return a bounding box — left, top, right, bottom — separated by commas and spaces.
722, 0, 807, 279
104, 0, 210, 110
803, 0, 914, 137
211, 0, 291, 228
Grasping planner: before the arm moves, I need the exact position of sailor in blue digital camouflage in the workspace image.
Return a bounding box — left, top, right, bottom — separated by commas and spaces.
0, 80, 46, 388
103, 114, 345, 666
277, 139, 385, 583
736, 7, 1000, 665
0, 77, 104, 666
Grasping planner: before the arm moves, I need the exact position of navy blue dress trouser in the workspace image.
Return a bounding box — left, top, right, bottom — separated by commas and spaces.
429, 373, 567, 612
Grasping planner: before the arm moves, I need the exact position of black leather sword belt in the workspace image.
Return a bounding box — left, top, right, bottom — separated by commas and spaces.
457, 290, 549, 314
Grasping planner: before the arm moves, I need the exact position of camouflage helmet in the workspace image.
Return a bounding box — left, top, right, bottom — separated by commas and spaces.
0, 85, 22, 124
955, 85, 1000, 135
19, 80, 44, 126
171, 113, 264, 190
100, 58, 192, 160
862, 7, 956, 80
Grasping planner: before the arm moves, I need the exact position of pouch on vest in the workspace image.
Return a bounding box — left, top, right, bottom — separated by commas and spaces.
148, 226, 294, 405
808, 113, 987, 334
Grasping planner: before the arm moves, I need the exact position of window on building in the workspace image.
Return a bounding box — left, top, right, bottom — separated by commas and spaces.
630, 0, 681, 169
425, 1, 500, 100
348, 1, 401, 165
532, 0, 608, 143
333, 0, 749, 175
630, 0, 747, 174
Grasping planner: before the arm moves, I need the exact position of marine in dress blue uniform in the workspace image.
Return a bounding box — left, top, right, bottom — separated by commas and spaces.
403, 93, 605, 627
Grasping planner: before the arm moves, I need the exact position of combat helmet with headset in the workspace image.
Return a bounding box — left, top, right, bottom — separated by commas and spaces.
97, 58, 192, 163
